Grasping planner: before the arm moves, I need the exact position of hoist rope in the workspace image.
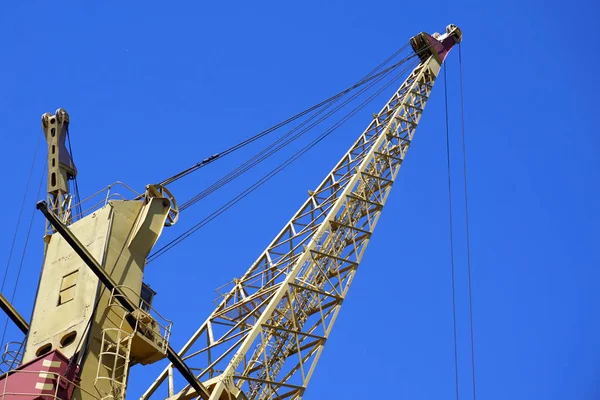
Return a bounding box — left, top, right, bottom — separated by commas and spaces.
0, 132, 42, 347
147, 60, 418, 263
444, 63, 460, 400
148, 41, 446, 261
0, 131, 42, 294
459, 43, 477, 400
0, 167, 45, 348
159, 44, 414, 187
179, 54, 416, 212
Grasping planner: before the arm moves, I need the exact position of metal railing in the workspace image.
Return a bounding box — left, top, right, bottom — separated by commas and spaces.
108, 286, 173, 353
45, 181, 143, 235
0, 342, 23, 374
68, 181, 142, 222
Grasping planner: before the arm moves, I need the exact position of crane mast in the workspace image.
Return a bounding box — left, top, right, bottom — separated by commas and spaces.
144, 24, 462, 400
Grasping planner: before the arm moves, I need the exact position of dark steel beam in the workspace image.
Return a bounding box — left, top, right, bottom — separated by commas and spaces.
36, 200, 211, 400
0, 292, 28, 335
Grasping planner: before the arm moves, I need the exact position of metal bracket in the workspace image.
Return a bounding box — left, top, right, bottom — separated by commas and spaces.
145, 184, 179, 227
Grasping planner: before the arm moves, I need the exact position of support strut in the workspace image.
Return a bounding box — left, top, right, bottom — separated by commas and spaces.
0, 292, 28, 335
36, 200, 211, 400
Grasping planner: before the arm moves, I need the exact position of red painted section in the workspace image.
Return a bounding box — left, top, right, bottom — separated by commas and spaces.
0, 350, 80, 400
423, 33, 458, 62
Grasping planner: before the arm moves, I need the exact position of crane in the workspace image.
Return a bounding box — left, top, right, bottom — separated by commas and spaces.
143, 24, 462, 400
0, 23, 461, 400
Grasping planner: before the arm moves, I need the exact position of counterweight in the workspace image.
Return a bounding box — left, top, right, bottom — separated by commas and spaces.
144, 24, 462, 400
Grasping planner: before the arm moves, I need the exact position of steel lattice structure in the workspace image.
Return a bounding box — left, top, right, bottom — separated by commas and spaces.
144, 24, 461, 400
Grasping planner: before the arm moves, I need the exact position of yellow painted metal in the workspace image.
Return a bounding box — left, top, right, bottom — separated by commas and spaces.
0, 292, 28, 334
26, 189, 174, 399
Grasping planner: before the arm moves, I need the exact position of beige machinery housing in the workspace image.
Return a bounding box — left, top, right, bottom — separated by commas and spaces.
25, 110, 178, 400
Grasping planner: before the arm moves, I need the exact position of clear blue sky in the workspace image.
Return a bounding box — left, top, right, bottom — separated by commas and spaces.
2, 1, 599, 399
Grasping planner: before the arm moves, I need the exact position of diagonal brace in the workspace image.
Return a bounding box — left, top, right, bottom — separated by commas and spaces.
0, 292, 29, 335
36, 200, 211, 400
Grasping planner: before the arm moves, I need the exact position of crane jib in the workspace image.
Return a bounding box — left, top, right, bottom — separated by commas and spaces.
411, 24, 462, 63
142, 24, 462, 400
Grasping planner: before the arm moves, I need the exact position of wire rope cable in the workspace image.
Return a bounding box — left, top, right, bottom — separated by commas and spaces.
458, 43, 477, 400
179, 83, 365, 211
444, 63, 460, 400
0, 131, 42, 294
159, 44, 415, 187
147, 60, 417, 263
0, 132, 42, 358
147, 41, 445, 261
179, 54, 415, 212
